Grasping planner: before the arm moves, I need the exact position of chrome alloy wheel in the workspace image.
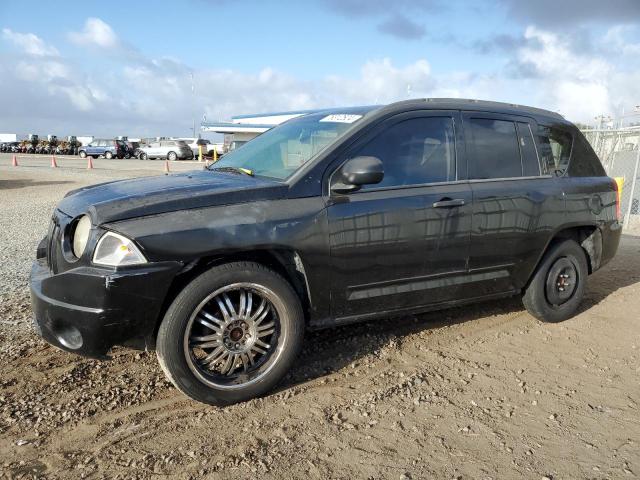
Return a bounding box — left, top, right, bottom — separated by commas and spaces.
183, 283, 285, 389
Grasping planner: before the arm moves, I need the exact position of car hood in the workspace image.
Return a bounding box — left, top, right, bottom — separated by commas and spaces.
57, 170, 288, 224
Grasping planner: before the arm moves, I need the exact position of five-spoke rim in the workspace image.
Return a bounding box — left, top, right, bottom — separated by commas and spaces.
183, 283, 285, 390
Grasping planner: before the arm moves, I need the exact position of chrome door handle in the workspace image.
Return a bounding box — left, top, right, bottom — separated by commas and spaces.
432, 199, 465, 208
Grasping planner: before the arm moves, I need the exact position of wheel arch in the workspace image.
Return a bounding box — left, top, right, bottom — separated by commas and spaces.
146, 248, 312, 349
527, 224, 602, 288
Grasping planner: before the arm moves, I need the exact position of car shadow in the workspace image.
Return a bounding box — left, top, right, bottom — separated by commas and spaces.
277, 235, 640, 392
0, 179, 75, 190
276, 295, 525, 393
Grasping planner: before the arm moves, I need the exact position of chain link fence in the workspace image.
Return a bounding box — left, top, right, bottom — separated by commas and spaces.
582, 127, 640, 233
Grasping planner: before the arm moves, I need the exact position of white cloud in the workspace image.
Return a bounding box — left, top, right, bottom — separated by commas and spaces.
1, 28, 59, 56
2, 19, 640, 136
510, 26, 613, 119
325, 58, 433, 104
68, 18, 119, 49
603, 26, 640, 57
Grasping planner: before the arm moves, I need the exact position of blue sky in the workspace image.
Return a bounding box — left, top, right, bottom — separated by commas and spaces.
1, 0, 639, 137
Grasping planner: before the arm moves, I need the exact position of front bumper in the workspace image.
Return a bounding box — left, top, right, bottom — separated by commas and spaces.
30, 257, 182, 358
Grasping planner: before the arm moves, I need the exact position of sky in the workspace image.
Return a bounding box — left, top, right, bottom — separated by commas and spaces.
0, 0, 639, 137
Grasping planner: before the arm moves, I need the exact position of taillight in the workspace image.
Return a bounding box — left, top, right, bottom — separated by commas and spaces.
613, 177, 624, 221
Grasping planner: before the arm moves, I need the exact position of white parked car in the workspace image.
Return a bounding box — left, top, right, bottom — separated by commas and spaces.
179, 138, 224, 157
139, 140, 194, 161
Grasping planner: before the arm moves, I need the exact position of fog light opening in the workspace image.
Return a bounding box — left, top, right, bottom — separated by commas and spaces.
55, 324, 83, 350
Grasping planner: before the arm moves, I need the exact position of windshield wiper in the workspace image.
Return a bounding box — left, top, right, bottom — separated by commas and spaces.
209, 166, 254, 176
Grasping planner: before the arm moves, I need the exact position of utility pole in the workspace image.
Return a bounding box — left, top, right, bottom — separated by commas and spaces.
190, 72, 196, 138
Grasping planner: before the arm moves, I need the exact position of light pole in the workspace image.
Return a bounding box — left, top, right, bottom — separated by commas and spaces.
190, 72, 196, 138
593, 114, 612, 158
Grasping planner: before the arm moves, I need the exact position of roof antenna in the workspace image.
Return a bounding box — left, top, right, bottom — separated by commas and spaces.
407, 84, 412, 98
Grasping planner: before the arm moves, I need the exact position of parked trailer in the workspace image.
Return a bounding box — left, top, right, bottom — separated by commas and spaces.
0, 133, 17, 143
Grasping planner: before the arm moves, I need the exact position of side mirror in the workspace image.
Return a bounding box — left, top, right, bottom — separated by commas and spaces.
332, 156, 384, 194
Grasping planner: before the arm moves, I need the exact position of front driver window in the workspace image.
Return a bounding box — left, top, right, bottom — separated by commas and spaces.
353, 116, 456, 190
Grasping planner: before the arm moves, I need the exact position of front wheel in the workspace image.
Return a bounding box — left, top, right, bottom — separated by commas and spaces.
105, 151, 113, 159
522, 239, 588, 323
167, 151, 177, 161
157, 262, 304, 406
79, 150, 87, 158
140, 152, 148, 160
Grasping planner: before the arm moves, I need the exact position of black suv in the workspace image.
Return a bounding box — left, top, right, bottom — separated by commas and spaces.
30, 99, 621, 405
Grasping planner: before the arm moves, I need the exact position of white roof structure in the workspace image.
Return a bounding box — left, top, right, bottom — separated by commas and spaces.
201, 109, 324, 135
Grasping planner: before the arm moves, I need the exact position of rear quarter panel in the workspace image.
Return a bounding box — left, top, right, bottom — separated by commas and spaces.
561, 176, 621, 267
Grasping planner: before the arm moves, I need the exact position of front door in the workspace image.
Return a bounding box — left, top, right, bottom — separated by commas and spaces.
327, 111, 472, 320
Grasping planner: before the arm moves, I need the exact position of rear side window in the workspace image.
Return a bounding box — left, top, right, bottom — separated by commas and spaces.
568, 133, 606, 177
354, 116, 456, 189
517, 122, 541, 176
537, 126, 572, 176
467, 118, 521, 179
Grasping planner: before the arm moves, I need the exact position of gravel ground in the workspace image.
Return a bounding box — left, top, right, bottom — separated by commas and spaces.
1, 161, 639, 479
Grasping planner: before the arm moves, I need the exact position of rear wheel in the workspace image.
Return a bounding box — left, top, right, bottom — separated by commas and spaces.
140, 152, 148, 160
79, 150, 87, 158
157, 262, 304, 405
167, 151, 177, 161
522, 239, 588, 323
105, 151, 113, 159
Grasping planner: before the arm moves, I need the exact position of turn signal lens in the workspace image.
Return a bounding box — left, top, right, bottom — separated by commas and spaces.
614, 177, 624, 222
93, 231, 147, 266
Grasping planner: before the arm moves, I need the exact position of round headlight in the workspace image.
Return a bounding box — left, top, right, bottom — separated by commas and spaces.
72, 215, 92, 258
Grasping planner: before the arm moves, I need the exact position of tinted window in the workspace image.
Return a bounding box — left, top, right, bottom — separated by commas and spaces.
468, 118, 521, 179
568, 133, 605, 177
537, 125, 572, 175
517, 122, 540, 176
354, 116, 456, 189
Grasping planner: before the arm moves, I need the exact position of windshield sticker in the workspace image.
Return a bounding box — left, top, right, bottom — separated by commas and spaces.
319, 114, 362, 124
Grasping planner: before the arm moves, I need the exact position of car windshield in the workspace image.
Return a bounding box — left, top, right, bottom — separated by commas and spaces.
209, 111, 367, 180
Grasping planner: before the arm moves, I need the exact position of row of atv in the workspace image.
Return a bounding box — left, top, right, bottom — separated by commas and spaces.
1, 139, 81, 155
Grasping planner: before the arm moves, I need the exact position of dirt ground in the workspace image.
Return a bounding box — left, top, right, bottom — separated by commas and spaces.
1, 164, 639, 479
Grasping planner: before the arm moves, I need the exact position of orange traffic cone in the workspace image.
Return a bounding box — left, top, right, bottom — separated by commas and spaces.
50, 155, 58, 168
87, 157, 94, 169
164, 159, 170, 173
11, 155, 18, 167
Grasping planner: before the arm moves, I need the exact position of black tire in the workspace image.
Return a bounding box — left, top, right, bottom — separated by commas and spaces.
167, 151, 177, 161
522, 239, 588, 323
79, 150, 87, 158
157, 262, 304, 406
92, 155, 99, 159
105, 151, 113, 159
140, 152, 148, 160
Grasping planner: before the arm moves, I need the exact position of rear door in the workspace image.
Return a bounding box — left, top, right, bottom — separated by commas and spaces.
97, 140, 108, 155
148, 142, 160, 157
326, 110, 473, 320
462, 112, 565, 294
